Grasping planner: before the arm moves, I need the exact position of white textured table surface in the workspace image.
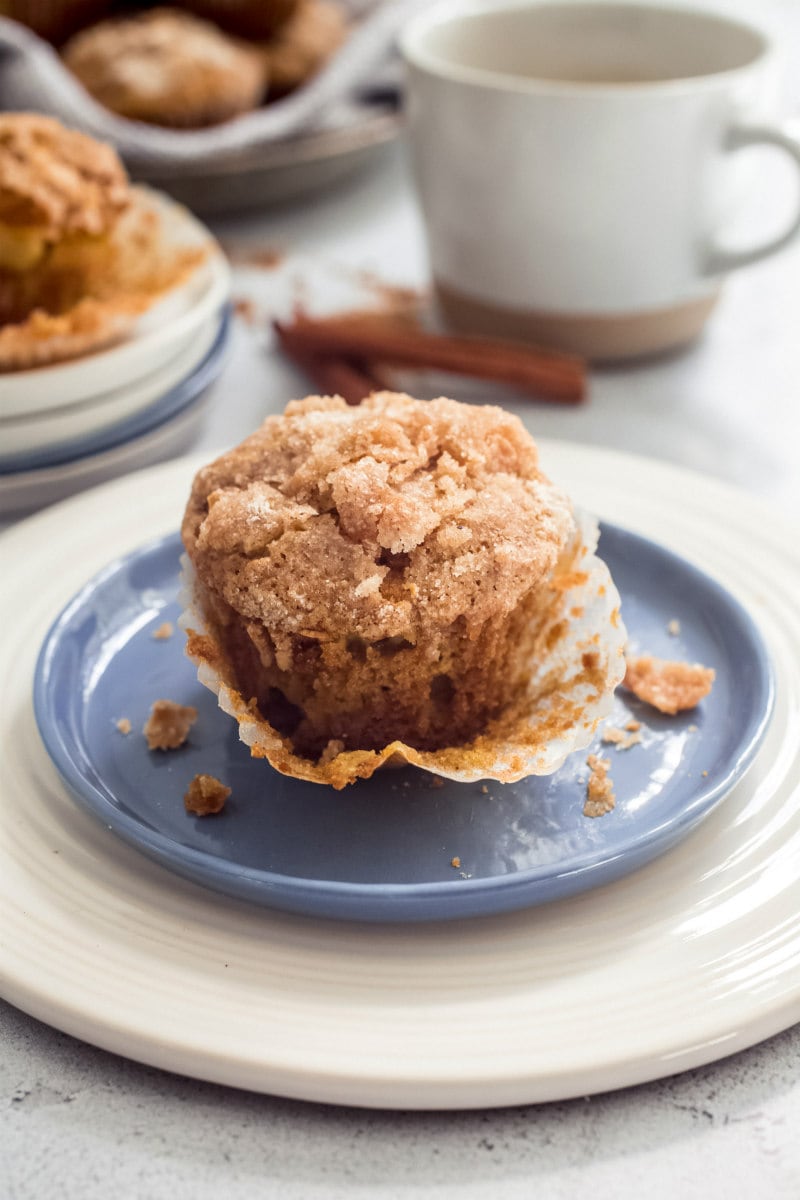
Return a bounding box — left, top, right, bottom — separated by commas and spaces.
3, 1, 800, 1195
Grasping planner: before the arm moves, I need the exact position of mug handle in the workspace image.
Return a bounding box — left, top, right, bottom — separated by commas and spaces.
703, 122, 800, 274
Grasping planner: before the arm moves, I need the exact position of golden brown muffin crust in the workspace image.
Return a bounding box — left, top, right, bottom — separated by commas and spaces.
182, 393, 577, 760
182, 392, 574, 647
62, 8, 268, 127
0, 113, 128, 236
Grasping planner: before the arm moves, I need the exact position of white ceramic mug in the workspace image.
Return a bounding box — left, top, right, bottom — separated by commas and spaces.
401, 1, 800, 359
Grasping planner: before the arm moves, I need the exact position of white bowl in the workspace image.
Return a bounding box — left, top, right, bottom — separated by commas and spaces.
0, 189, 230, 419
0, 390, 212, 519
0, 314, 220, 460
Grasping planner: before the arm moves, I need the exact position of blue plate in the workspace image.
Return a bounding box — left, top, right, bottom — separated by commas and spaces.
33, 524, 774, 923
0, 307, 230, 474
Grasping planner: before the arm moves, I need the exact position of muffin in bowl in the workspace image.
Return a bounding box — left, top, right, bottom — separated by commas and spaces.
181, 393, 626, 787
0, 113, 211, 369
62, 8, 268, 128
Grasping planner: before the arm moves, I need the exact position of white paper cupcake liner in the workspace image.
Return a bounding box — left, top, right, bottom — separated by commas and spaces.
179, 508, 626, 788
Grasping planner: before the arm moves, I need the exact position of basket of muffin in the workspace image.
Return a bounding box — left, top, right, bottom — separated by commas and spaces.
3, 0, 349, 127
0, 112, 230, 511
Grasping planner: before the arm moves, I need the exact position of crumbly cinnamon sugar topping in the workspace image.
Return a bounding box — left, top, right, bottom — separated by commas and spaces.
184, 773, 230, 816
584, 754, 615, 817
623, 655, 715, 715
182, 392, 574, 645
143, 699, 198, 751
0, 114, 128, 236
63, 9, 267, 128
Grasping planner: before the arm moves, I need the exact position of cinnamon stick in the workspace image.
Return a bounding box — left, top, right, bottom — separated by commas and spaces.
274, 322, 377, 405
274, 313, 586, 404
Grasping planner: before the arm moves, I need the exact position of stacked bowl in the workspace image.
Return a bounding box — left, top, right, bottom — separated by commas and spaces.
0, 200, 231, 518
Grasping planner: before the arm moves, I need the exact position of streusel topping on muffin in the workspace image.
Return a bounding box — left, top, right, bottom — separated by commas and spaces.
0, 113, 128, 267
183, 392, 573, 647
0, 114, 211, 370
182, 393, 579, 763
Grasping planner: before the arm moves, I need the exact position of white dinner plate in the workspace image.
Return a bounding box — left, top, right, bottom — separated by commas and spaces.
0, 189, 230, 418
0, 442, 798, 1109
0, 314, 220, 461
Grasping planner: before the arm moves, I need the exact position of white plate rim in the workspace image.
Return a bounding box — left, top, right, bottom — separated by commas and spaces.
0, 441, 798, 1110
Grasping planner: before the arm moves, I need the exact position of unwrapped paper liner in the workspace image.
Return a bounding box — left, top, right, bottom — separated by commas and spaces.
179, 509, 627, 788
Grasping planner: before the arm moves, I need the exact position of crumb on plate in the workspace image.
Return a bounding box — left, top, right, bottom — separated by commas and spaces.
584, 754, 615, 818
115, 717, 131, 735
151, 621, 174, 640
144, 699, 198, 750
667, 618, 681, 636
623, 655, 715, 715
450, 856, 461, 869
184, 773, 230, 816
601, 724, 642, 750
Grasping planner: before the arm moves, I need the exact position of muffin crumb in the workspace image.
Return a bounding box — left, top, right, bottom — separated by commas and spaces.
144, 699, 198, 750
184, 773, 230, 815
152, 621, 174, 641
450, 856, 461, 869
601, 724, 641, 750
584, 754, 615, 817
115, 717, 132, 735
623, 655, 715, 715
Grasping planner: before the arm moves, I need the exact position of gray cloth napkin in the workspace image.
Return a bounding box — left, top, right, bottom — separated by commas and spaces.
0, 1, 423, 165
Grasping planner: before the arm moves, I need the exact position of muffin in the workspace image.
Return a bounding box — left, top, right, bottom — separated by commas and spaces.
261, 0, 347, 97
0, 113, 210, 369
181, 393, 627, 787
62, 8, 268, 128
0, 112, 128, 275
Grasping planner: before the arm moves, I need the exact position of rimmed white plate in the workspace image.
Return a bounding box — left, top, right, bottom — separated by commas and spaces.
0, 189, 230, 418
0, 314, 220, 462
1, 442, 798, 1109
